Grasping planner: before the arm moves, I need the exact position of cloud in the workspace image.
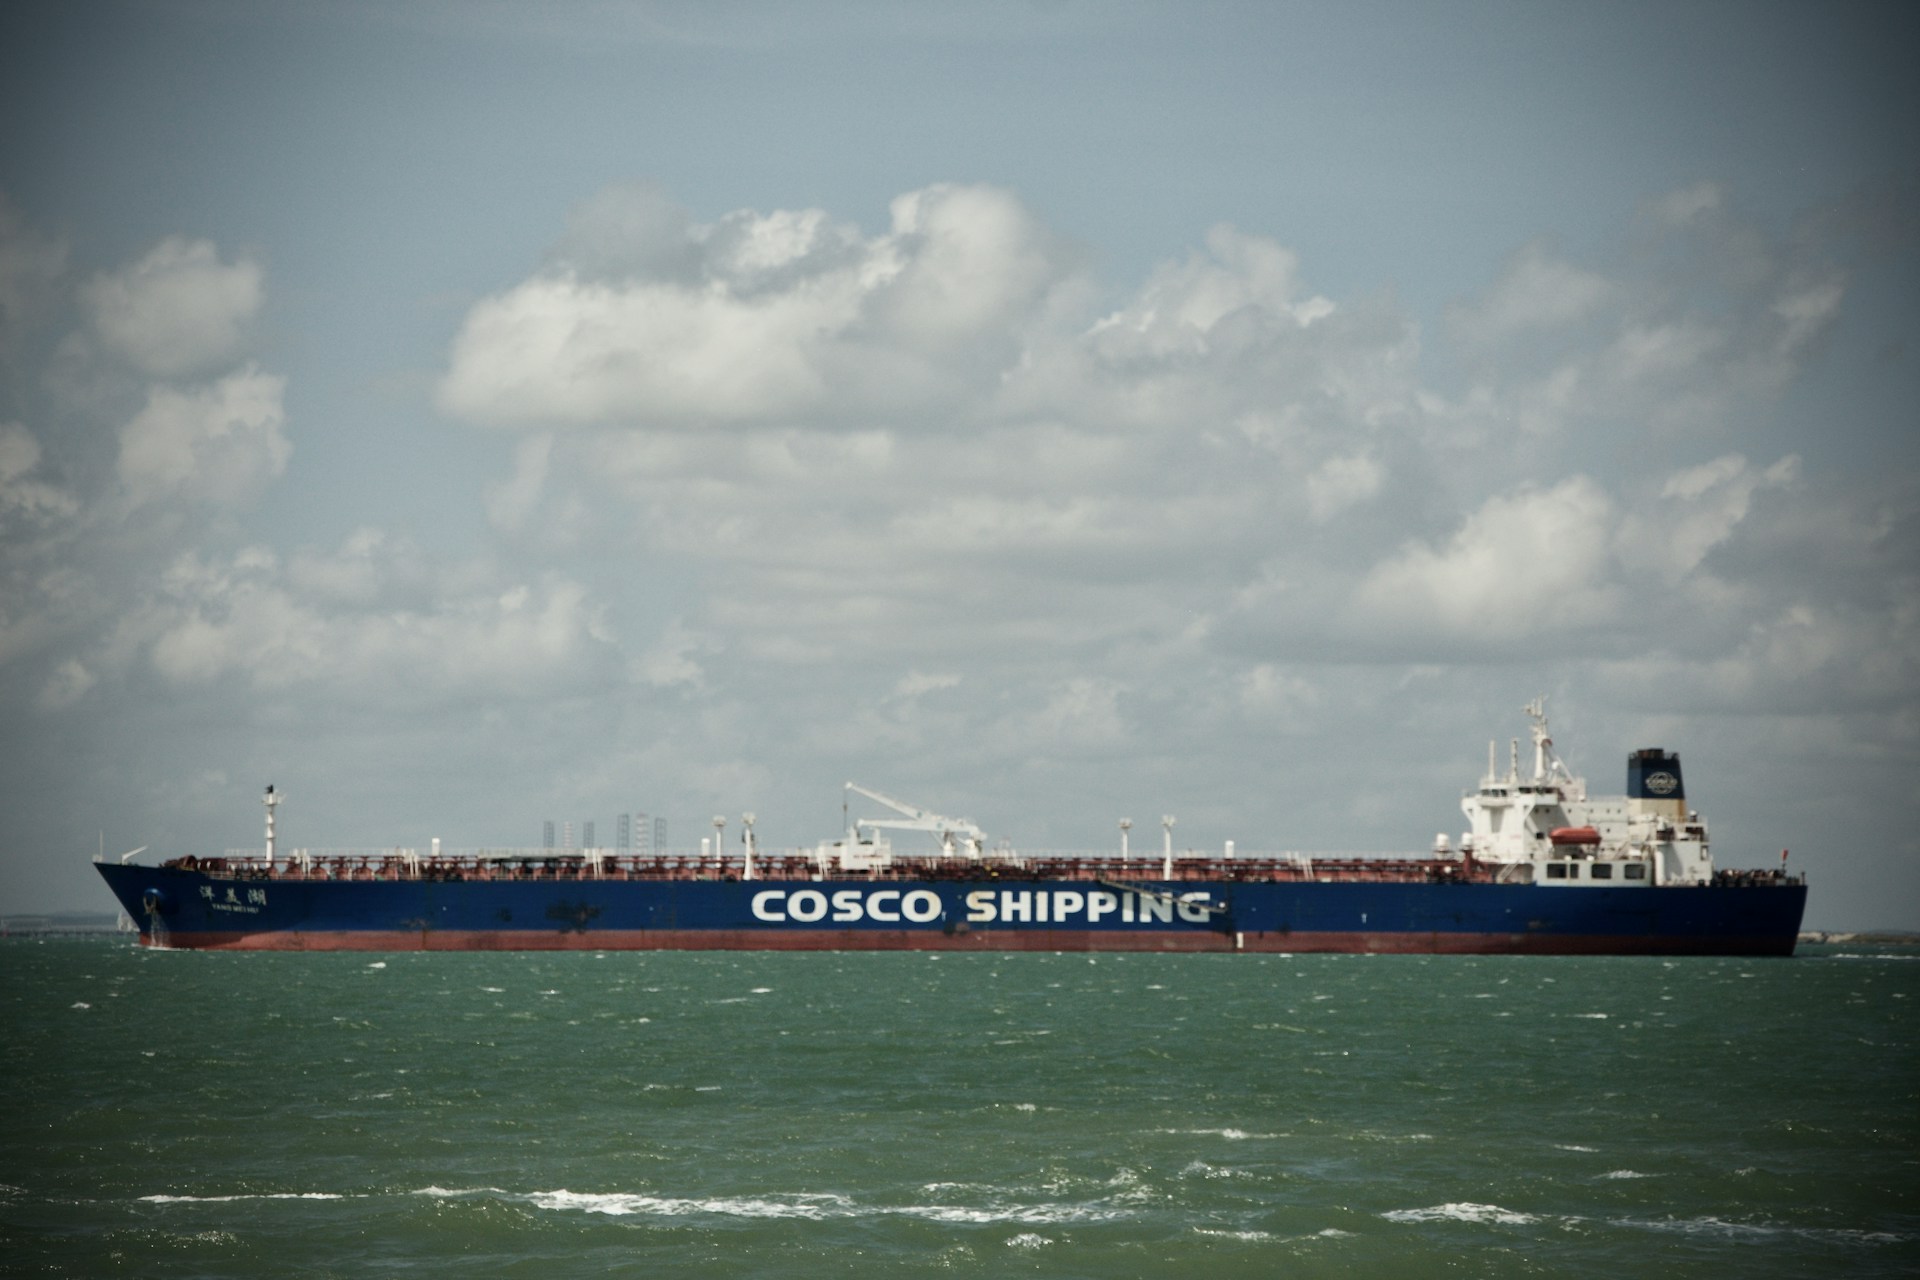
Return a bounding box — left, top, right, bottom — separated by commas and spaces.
635, 619, 707, 689
1431, 183, 1853, 443
427, 179, 1900, 735
1447, 241, 1616, 348
36, 657, 95, 709
0, 193, 68, 349
437, 182, 1075, 428
1618, 453, 1800, 584
82, 237, 262, 378
1352, 476, 1623, 640
486, 434, 553, 532
1306, 452, 1382, 522
116, 367, 290, 509
0, 422, 80, 526
1645, 180, 1726, 228
139, 544, 616, 702
1018, 675, 1127, 747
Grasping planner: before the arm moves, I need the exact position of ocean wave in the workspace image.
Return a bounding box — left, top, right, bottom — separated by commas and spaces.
140, 1192, 353, 1203
1382, 1202, 1540, 1225
1379, 1203, 1911, 1248
1617, 1216, 1912, 1246
1162, 1127, 1280, 1140
413, 1185, 1130, 1225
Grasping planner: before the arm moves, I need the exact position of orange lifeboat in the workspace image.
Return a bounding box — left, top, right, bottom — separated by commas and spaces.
1549, 826, 1601, 846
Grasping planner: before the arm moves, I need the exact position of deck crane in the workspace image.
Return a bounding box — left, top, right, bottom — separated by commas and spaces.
844, 783, 987, 859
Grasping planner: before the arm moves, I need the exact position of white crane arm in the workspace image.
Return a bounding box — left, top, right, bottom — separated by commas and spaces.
844, 782, 985, 841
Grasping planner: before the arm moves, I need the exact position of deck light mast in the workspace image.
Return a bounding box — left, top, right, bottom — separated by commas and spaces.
263, 785, 281, 870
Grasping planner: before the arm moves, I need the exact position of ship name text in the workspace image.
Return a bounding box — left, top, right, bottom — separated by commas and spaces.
747, 887, 1213, 926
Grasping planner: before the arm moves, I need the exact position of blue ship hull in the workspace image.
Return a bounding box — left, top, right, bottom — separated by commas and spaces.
95, 862, 1806, 955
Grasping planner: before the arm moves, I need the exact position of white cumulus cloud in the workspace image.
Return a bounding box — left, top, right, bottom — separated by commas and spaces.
437, 182, 1073, 429
1353, 477, 1622, 640
83, 237, 262, 378
116, 368, 290, 509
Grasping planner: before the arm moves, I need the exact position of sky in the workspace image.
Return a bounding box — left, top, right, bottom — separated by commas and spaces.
1, 0, 1915, 932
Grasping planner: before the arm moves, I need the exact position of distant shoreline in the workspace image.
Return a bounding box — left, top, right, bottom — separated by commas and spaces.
1, 914, 127, 936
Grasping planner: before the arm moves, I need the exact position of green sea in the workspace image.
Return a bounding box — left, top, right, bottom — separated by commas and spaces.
3, 939, 1914, 1277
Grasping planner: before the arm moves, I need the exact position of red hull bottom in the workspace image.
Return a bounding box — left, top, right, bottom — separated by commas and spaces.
141, 928, 1798, 957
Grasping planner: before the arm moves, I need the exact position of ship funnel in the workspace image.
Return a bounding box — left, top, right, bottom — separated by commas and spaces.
1626, 748, 1686, 822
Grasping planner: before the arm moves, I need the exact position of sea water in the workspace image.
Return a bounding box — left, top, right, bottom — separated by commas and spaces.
2, 939, 1913, 1277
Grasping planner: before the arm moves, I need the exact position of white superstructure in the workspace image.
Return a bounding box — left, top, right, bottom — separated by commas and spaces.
1458, 699, 1714, 888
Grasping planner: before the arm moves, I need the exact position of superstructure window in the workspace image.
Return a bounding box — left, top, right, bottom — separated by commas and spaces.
1590, 864, 1613, 880
1623, 864, 1646, 880
1546, 863, 1569, 880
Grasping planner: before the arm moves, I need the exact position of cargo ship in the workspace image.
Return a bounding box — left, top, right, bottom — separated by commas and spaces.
93, 702, 1805, 955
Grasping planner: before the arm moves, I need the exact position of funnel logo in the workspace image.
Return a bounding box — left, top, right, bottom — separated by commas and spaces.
1644, 771, 1678, 795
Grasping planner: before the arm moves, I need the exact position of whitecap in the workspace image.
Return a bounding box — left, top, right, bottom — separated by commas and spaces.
415, 1186, 510, 1199
1601, 1170, 1651, 1179
750, 987, 772, 994
1194, 1227, 1274, 1240
524, 1189, 852, 1219
1618, 1215, 1910, 1245
1382, 1202, 1540, 1225
904, 1203, 1122, 1224
1167, 1128, 1280, 1140
1006, 1233, 1052, 1248
70, 1002, 90, 1010
142, 1192, 350, 1203
448, 1186, 1128, 1227
367, 962, 386, 970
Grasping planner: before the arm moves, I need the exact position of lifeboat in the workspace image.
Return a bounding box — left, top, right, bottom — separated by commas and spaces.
1550, 826, 1601, 846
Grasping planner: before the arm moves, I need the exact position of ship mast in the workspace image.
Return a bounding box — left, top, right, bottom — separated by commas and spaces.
263, 784, 281, 870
